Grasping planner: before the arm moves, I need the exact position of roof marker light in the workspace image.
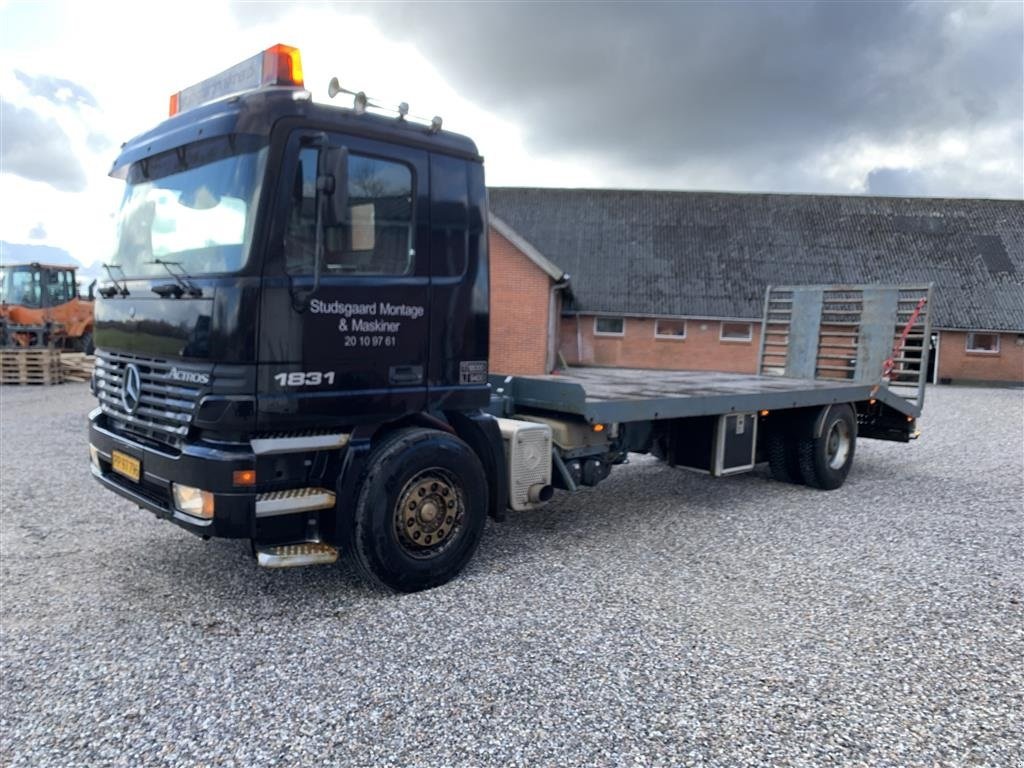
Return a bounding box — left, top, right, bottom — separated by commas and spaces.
169, 44, 305, 116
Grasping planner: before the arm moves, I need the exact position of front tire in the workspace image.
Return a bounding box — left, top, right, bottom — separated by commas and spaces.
796, 405, 857, 490
351, 428, 488, 592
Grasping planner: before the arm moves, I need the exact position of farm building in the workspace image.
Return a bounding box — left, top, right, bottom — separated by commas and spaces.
487, 189, 1024, 386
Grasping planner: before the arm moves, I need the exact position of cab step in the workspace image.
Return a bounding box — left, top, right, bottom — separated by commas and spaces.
256, 542, 339, 569
254, 488, 336, 518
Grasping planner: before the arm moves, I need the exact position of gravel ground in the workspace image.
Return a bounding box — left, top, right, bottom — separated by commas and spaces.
1, 383, 1022, 767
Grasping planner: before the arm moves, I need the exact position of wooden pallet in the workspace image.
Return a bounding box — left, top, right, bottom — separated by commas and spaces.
61, 352, 95, 383
1, 348, 65, 385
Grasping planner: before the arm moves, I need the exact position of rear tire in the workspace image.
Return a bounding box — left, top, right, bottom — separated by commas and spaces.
766, 429, 803, 484
796, 405, 857, 490
351, 428, 488, 592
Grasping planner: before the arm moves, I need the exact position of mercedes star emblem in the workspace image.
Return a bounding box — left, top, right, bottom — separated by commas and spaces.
122, 363, 142, 414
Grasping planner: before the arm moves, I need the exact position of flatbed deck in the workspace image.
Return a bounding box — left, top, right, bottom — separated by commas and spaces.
491, 367, 919, 425
493, 284, 933, 427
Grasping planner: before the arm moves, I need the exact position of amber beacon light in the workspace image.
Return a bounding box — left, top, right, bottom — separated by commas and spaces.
169, 44, 304, 116
262, 44, 303, 89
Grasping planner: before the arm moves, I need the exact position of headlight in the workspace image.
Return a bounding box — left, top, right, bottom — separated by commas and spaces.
172, 483, 215, 519
89, 444, 100, 468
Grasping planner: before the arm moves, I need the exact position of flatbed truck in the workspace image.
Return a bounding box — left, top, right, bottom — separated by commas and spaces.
87, 46, 932, 591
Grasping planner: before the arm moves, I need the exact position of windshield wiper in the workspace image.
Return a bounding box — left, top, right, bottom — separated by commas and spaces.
99, 264, 130, 298
147, 259, 203, 298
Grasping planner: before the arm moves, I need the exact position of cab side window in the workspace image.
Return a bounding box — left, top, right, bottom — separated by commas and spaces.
284, 149, 414, 276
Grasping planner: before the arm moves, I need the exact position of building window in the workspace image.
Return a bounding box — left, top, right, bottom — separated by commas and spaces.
720, 322, 753, 342
594, 316, 625, 336
966, 332, 1000, 353
655, 319, 687, 339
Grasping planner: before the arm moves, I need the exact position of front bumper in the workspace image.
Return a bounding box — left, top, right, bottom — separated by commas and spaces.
88, 408, 254, 538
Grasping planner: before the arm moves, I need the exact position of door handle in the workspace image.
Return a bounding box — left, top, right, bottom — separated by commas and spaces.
389, 365, 423, 385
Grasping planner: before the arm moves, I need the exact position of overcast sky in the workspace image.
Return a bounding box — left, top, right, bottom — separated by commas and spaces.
1, 0, 1021, 268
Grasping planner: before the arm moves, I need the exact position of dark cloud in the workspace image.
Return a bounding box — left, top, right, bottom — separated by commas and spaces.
14, 70, 98, 111
377, 2, 1020, 166
235, 1, 1023, 197
28, 222, 47, 240
1, 100, 88, 192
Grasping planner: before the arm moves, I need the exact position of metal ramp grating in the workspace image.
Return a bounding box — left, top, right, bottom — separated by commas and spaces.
758, 284, 933, 409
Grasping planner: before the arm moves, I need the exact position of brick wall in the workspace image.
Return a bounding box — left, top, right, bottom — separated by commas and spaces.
488, 228, 553, 375
937, 331, 1024, 384
558, 315, 761, 373
486, 224, 1024, 385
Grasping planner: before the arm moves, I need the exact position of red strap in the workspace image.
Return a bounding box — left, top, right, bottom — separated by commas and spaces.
873, 297, 927, 395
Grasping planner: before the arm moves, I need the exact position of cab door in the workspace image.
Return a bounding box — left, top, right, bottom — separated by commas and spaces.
257, 130, 431, 429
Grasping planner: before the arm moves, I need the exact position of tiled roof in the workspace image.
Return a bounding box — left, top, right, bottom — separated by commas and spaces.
488, 188, 1024, 331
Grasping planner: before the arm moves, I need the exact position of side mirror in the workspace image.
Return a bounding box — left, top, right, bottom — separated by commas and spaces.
292, 137, 348, 313
318, 145, 348, 226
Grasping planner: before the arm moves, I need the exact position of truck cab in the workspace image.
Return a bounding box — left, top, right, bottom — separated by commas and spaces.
89, 46, 504, 591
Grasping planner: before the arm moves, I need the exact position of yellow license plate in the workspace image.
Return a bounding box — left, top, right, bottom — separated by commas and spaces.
111, 450, 141, 483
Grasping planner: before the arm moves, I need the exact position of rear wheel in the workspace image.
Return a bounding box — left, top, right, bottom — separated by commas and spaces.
796, 405, 857, 490
351, 428, 488, 592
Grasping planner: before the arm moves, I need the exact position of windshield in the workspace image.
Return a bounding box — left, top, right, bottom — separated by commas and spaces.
110, 140, 268, 278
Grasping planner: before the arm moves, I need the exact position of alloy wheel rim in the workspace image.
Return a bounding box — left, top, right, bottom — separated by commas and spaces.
826, 420, 851, 470
395, 468, 464, 558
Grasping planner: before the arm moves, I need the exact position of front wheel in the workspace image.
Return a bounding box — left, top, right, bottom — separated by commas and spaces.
796, 405, 857, 490
351, 428, 488, 592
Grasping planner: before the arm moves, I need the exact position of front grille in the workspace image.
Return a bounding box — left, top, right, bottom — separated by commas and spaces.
94, 350, 207, 446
